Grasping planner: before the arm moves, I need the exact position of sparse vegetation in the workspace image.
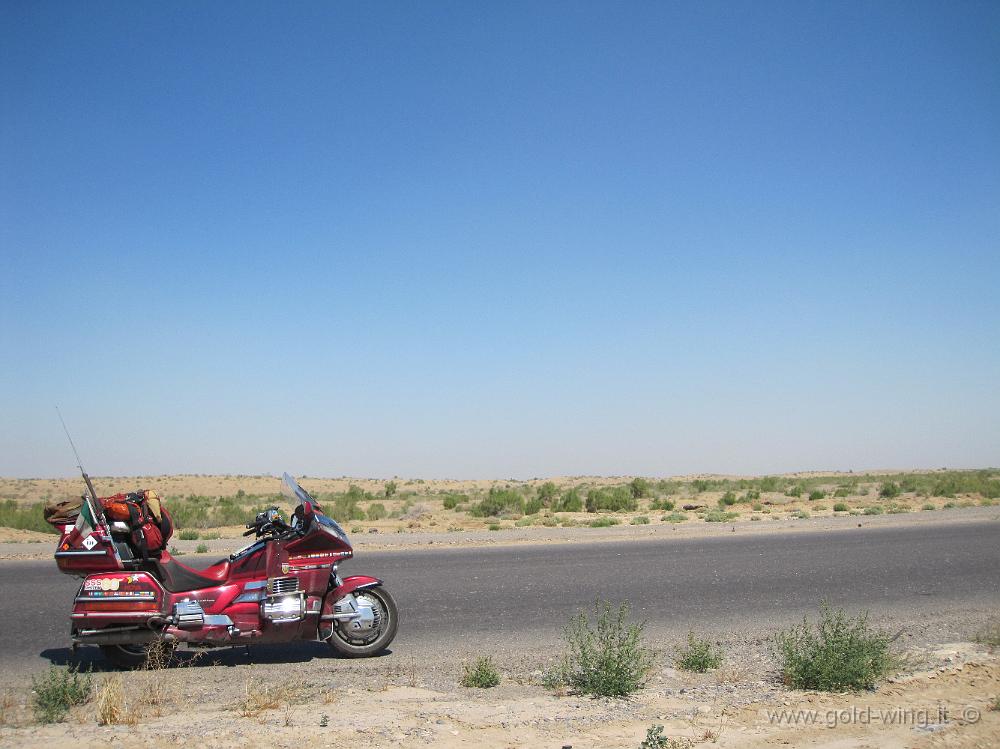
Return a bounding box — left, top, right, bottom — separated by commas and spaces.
384, 481, 397, 498
631, 516, 650, 525
366, 503, 387, 521
470, 487, 524, 517
460, 656, 501, 688
675, 632, 723, 672
178, 529, 199, 540
879, 482, 901, 499
639, 724, 693, 749
661, 512, 687, 523
553, 488, 583, 512
589, 517, 620, 527
774, 604, 894, 691
537, 482, 558, 504
704, 509, 738, 522
441, 493, 466, 510
629, 478, 651, 499
586, 487, 637, 513
833, 502, 849, 512
975, 618, 1000, 647
30, 665, 92, 723
0, 500, 57, 534
549, 600, 653, 697
195, 543, 208, 553
863, 506, 883, 516
808, 490, 825, 501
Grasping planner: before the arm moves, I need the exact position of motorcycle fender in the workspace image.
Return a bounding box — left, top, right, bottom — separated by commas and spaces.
72, 571, 166, 623
317, 576, 382, 641
331, 575, 382, 599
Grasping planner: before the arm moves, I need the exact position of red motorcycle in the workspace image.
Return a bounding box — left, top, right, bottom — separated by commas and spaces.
52, 473, 398, 667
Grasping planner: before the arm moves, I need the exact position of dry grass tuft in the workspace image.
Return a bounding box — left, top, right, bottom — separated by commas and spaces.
0, 690, 18, 726
237, 674, 289, 718
96, 675, 137, 726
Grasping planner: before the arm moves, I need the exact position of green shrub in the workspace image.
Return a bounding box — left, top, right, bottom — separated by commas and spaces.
793, 510, 810, 519
31, 665, 93, 723
833, 502, 849, 512
589, 517, 620, 528
195, 543, 209, 553
470, 488, 524, 517
675, 632, 723, 672
551, 600, 653, 697
661, 512, 687, 523
650, 498, 675, 511
833, 488, 851, 498
366, 503, 387, 521
178, 529, 199, 540
384, 481, 397, 498
741, 489, 760, 503
487, 523, 502, 531
638, 724, 692, 749
631, 516, 650, 525
441, 494, 466, 510
719, 491, 737, 506
808, 490, 825, 501
629, 478, 651, 499
863, 506, 883, 516
773, 604, 894, 691
943, 501, 957, 509
786, 485, 804, 498
553, 488, 582, 513
0, 500, 59, 534
524, 497, 544, 515
704, 509, 738, 522
586, 487, 637, 513
975, 618, 1000, 647
879, 482, 901, 499
331, 490, 367, 523
514, 516, 535, 527
537, 482, 558, 504
460, 656, 501, 688
921, 503, 935, 511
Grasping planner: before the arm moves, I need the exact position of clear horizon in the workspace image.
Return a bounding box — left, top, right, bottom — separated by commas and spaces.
2, 2, 998, 479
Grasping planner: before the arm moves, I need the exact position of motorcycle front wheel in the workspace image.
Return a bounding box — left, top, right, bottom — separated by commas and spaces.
326, 586, 398, 658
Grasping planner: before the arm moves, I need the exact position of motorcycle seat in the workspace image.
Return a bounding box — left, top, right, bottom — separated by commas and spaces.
149, 552, 232, 592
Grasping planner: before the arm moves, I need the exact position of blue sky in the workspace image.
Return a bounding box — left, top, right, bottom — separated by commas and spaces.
2, 1, 998, 478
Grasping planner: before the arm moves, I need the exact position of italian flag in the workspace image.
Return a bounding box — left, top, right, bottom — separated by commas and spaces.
68, 496, 99, 546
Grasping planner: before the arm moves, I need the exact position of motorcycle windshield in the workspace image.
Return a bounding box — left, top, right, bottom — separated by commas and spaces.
281, 472, 350, 544
281, 472, 314, 506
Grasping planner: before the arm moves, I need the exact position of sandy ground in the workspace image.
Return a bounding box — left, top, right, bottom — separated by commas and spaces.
2, 504, 997, 560
0, 469, 958, 505
0, 638, 996, 748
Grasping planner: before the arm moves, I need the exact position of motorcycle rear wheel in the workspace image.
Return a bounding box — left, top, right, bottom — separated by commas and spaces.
100, 640, 175, 669
326, 586, 398, 658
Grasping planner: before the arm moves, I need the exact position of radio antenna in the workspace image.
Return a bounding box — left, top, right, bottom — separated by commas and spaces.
56, 406, 85, 472
55, 406, 103, 516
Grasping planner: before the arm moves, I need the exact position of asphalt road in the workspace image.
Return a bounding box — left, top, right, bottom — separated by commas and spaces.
2, 522, 997, 676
